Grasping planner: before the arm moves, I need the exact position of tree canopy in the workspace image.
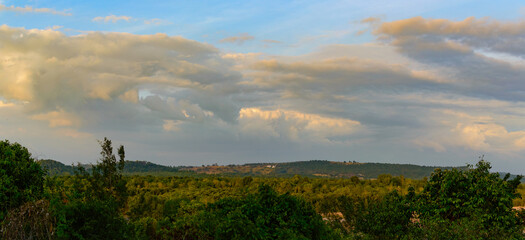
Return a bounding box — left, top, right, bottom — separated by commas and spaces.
0, 140, 45, 220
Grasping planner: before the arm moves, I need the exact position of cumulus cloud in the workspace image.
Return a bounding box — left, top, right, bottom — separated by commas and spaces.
219, 33, 255, 45
0, 25, 239, 129
413, 110, 525, 155
239, 108, 361, 142
93, 15, 132, 23
0, 4, 71, 16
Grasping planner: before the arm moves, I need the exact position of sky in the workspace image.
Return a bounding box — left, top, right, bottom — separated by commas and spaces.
1, 0, 525, 173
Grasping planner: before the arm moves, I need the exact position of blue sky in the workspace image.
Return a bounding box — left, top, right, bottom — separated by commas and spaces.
3, 0, 522, 54
1, 0, 525, 173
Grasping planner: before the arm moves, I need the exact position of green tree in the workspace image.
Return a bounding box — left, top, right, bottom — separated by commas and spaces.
417, 159, 523, 238
337, 191, 413, 239
176, 185, 339, 240
74, 137, 127, 204
53, 138, 130, 239
0, 140, 45, 221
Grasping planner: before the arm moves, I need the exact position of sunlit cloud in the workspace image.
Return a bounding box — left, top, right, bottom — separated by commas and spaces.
93, 15, 132, 23
239, 108, 361, 142
144, 18, 165, 25
31, 109, 81, 128
1, 15, 525, 171
0, 4, 71, 16
219, 33, 255, 45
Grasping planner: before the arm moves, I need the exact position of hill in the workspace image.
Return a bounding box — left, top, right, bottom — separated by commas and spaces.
41, 159, 518, 180
38, 159, 179, 176
182, 160, 467, 179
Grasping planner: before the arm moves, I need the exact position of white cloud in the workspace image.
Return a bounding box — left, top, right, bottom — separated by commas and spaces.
219, 33, 255, 45
93, 15, 132, 23
413, 110, 525, 154
0, 4, 71, 16
239, 108, 361, 142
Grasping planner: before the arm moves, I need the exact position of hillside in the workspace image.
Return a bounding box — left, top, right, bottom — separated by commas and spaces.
183, 160, 467, 179
38, 159, 179, 176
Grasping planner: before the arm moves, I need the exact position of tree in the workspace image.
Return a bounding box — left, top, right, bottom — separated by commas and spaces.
0, 140, 45, 221
417, 159, 523, 237
53, 137, 130, 239
179, 185, 339, 240
337, 191, 413, 239
74, 137, 127, 204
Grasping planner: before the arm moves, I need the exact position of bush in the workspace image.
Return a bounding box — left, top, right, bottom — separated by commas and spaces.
1, 200, 55, 240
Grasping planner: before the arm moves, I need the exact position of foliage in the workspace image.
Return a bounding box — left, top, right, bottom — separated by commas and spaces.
334, 189, 415, 239
417, 159, 523, 234
51, 137, 131, 239
201, 184, 338, 240
54, 199, 130, 240
73, 137, 127, 203
4, 138, 525, 239
131, 184, 340, 240
409, 216, 522, 240
0, 140, 45, 220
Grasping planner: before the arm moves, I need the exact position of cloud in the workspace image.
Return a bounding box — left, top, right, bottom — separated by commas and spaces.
0, 100, 14, 108
93, 15, 132, 23
0, 25, 239, 129
163, 120, 182, 132
219, 33, 255, 45
144, 18, 166, 25
246, 56, 444, 95
239, 108, 361, 142
361, 17, 382, 24
31, 109, 81, 128
373, 17, 525, 103
374, 16, 525, 59
0, 4, 71, 16
2, 16, 525, 171
414, 110, 525, 154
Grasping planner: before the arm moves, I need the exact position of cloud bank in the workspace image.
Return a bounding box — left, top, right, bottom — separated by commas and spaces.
1, 16, 525, 172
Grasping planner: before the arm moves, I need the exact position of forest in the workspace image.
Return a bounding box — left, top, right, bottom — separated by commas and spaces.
2, 138, 525, 239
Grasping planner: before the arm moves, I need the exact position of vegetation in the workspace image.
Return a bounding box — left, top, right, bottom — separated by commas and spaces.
2, 139, 525, 239
0, 140, 45, 221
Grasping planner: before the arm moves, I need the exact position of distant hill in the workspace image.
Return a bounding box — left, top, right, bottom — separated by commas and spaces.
37, 159, 76, 176
183, 160, 468, 179
38, 159, 179, 176
278, 160, 471, 179
38, 159, 519, 180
